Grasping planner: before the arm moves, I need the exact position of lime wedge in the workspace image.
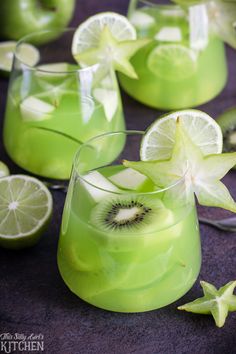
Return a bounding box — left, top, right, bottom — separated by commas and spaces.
147, 44, 197, 81
0, 41, 39, 75
0, 162, 10, 178
72, 12, 150, 79
0, 175, 53, 249
140, 109, 223, 161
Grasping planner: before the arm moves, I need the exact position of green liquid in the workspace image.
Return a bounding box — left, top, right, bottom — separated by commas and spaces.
119, 7, 227, 110
4, 75, 125, 179
57, 166, 201, 312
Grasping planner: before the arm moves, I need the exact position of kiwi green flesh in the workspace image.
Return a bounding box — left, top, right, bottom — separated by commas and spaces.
217, 108, 236, 157
90, 196, 172, 234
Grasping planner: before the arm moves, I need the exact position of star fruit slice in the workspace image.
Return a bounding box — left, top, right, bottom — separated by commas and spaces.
178, 280, 236, 328
72, 12, 150, 79
124, 116, 236, 212
206, 0, 236, 49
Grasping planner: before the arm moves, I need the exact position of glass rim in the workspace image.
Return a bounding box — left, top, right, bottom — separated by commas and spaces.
14, 27, 100, 74
73, 130, 188, 196
134, 0, 183, 9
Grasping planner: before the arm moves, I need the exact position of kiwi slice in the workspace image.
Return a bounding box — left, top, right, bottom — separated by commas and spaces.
89, 195, 176, 251
217, 108, 236, 166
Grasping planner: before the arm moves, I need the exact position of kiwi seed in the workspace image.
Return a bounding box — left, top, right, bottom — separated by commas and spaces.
90, 196, 162, 233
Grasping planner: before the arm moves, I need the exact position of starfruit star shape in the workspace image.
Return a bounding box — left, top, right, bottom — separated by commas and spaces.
178, 280, 236, 327
37, 76, 75, 107
74, 26, 150, 79
124, 117, 236, 212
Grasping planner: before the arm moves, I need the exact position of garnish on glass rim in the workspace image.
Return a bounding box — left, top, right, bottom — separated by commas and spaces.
178, 280, 236, 328
72, 12, 151, 79
206, 0, 236, 49
123, 116, 236, 212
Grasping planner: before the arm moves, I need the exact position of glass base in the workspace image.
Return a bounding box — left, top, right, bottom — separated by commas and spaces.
57, 236, 201, 313
119, 38, 228, 110
119, 73, 227, 111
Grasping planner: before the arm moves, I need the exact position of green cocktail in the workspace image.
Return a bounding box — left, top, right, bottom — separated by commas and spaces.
119, 1, 227, 110
3, 29, 125, 179
57, 131, 201, 312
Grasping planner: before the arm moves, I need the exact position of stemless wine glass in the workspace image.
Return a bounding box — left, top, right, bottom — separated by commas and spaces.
3, 28, 125, 179
57, 131, 201, 313
119, 0, 227, 110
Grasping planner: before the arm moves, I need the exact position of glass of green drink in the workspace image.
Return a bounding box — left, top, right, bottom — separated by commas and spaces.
57, 131, 201, 312
3, 28, 125, 179
119, 0, 227, 110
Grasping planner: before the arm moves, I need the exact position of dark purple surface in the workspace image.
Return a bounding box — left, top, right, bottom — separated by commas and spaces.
1, 1, 236, 353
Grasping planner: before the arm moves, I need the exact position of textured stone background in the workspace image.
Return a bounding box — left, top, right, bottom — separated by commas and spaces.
0, 1, 236, 353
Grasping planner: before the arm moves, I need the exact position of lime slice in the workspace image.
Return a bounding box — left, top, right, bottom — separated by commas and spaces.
72, 12, 136, 56
140, 109, 223, 161
147, 44, 197, 81
0, 162, 10, 178
0, 175, 53, 250
72, 12, 150, 79
0, 41, 40, 75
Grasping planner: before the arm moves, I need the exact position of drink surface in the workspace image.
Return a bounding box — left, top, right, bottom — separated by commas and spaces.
119, 5, 227, 110
4, 73, 124, 179
57, 165, 201, 312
